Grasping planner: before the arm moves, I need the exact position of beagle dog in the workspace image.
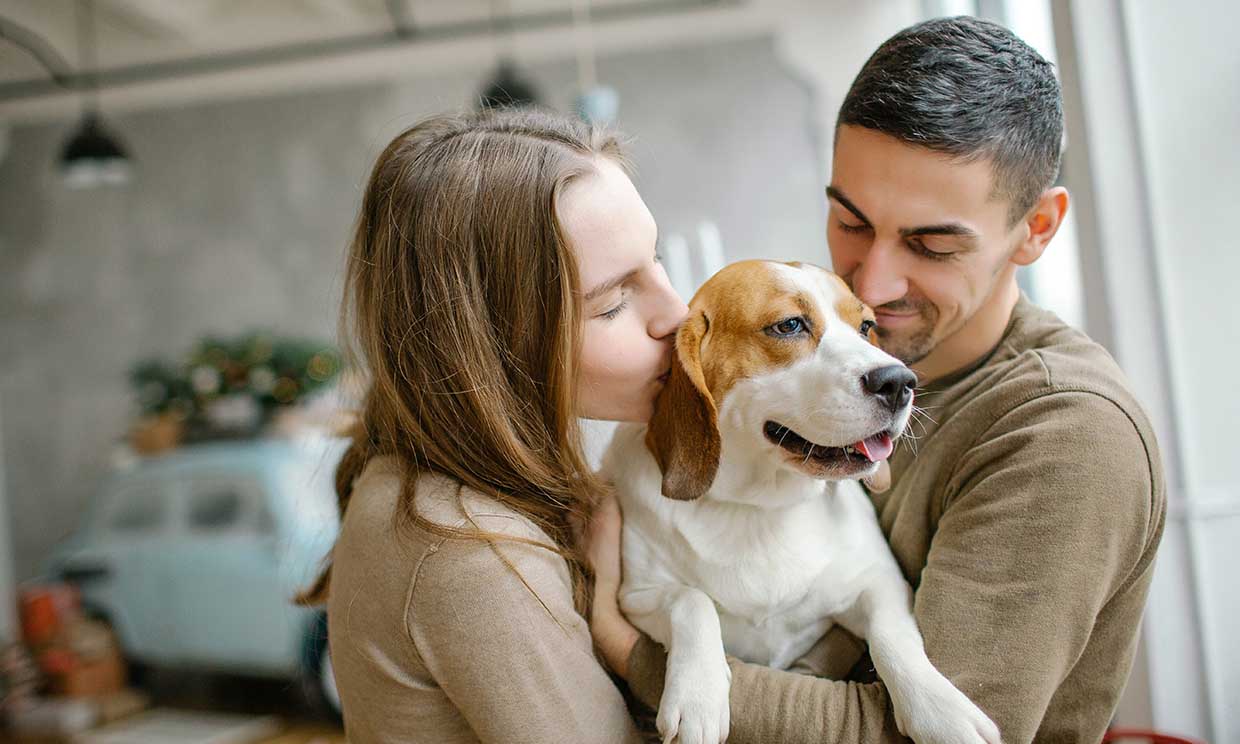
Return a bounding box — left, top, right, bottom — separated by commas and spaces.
602, 261, 999, 744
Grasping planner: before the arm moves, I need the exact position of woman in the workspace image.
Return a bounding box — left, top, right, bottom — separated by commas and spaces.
300, 107, 686, 743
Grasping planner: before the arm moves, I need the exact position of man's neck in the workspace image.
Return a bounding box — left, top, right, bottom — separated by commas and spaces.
911, 274, 1020, 386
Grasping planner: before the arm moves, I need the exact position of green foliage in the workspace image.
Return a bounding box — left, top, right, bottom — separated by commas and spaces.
129, 331, 341, 427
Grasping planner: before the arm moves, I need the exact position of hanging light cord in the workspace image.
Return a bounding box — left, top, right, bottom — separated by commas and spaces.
74, 0, 100, 112
570, 0, 597, 91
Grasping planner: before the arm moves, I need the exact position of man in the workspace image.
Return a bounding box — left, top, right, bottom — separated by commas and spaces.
589, 15, 1165, 744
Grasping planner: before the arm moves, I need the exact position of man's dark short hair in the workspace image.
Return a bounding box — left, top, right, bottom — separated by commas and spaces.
838, 16, 1064, 225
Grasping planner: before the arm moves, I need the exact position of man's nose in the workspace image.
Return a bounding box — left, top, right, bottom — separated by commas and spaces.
850, 243, 909, 309
861, 365, 916, 413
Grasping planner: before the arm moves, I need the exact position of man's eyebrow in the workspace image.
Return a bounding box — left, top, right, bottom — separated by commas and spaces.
825, 186, 871, 225
829, 185, 980, 245
584, 268, 640, 301
900, 223, 981, 245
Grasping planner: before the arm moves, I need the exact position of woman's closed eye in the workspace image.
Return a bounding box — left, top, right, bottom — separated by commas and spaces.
600, 299, 629, 320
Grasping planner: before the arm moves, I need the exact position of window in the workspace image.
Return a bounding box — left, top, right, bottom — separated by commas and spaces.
108, 485, 167, 532
188, 488, 243, 530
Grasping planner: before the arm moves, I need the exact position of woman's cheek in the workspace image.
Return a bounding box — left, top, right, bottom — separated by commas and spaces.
581, 323, 631, 385
582, 312, 660, 390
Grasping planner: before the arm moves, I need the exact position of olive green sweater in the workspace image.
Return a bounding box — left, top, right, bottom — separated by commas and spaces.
626, 295, 1166, 744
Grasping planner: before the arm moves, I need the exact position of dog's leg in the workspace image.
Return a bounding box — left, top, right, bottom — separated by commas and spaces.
622, 585, 731, 744
837, 579, 1001, 744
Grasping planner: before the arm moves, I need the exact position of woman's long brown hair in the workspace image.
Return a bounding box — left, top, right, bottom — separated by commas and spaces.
296, 108, 625, 616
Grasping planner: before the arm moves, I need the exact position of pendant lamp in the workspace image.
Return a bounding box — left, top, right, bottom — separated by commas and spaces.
61, 0, 132, 189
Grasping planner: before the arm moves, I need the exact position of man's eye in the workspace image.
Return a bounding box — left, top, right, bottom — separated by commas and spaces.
909, 238, 952, 261
859, 320, 876, 337
768, 317, 806, 337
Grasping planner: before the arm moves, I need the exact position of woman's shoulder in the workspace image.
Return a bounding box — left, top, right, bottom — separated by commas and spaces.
338, 456, 568, 604
338, 457, 581, 632
329, 454, 577, 638
342, 454, 552, 548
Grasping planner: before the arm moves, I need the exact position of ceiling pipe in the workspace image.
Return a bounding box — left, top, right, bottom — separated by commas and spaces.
0, 0, 727, 103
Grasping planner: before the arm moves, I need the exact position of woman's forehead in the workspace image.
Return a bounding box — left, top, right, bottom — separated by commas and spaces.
560, 161, 657, 286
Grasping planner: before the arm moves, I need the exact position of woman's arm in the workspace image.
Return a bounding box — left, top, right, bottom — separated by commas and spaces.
586, 495, 643, 679
411, 511, 642, 744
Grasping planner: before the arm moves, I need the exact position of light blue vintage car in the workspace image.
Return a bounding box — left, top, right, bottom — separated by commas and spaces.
47, 435, 346, 713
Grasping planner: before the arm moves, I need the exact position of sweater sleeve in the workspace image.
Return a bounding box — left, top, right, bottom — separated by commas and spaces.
626, 390, 1158, 744
916, 391, 1158, 742
409, 513, 643, 744
627, 633, 905, 744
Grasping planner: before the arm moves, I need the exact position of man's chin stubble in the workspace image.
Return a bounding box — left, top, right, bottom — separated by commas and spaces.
877, 329, 934, 366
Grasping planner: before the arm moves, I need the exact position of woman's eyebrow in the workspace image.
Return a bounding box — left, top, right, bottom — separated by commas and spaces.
584, 269, 640, 301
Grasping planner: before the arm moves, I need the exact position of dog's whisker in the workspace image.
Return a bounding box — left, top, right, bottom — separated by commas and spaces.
910, 405, 938, 426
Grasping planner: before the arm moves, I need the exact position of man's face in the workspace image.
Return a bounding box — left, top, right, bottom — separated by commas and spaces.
827, 125, 1023, 366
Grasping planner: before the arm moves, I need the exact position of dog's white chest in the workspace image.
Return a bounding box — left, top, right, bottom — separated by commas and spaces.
610, 427, 880, 669
676, 497, 870, 667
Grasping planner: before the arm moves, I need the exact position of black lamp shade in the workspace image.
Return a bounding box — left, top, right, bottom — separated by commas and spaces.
478, 61, 542, 110
61, 112, 133, 188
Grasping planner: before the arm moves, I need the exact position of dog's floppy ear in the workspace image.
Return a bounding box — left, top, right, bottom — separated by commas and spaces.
862, 306, 881, 348
645, 311, 720, 501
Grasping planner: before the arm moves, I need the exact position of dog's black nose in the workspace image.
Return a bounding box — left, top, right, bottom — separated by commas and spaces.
862, 365, 916, 412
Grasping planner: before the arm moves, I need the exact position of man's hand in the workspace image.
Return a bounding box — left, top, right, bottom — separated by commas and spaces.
585, 494, 641, 677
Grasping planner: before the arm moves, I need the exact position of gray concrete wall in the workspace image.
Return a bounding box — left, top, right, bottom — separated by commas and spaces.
0, 34, 825, 581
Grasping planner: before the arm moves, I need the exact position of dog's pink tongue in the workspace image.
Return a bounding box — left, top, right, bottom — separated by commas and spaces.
855, 432, 894, 463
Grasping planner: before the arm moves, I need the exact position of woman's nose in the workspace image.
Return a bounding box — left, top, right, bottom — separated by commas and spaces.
651, 287, 689, 341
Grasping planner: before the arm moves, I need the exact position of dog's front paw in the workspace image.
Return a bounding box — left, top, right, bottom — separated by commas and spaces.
890, 673, 1001, 744
656, 650, 732, 744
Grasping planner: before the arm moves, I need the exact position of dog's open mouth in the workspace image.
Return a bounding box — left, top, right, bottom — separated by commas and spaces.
763, 420, 894, 474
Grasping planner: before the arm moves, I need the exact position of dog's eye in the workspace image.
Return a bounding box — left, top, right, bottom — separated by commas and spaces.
768, 317, 806, 337
859, 320, 876, 337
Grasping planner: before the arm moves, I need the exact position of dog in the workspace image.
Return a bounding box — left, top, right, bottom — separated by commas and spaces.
601, 260, 1000, 744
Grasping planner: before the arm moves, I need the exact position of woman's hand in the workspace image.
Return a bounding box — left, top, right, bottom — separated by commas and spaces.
585, 494, 641, 678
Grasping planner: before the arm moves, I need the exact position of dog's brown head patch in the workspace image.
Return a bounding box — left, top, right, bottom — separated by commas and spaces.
827, 272, 879, 347
645, 260, 836, 500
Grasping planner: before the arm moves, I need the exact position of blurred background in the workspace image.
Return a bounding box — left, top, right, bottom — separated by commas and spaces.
0, 0, 1235, 742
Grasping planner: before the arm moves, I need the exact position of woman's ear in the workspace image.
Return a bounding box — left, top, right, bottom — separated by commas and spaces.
645, 311, 720, 501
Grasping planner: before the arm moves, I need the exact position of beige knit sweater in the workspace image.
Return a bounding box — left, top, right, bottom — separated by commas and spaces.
326, 461, 644, 744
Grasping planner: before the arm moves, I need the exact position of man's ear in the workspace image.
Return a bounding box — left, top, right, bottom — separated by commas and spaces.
1013, 186, 1069, 266
644, 311, 719, 501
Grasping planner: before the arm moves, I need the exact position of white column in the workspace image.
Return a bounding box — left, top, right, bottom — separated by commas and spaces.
1052, 0, 1238, 740
0, 395, 17, 644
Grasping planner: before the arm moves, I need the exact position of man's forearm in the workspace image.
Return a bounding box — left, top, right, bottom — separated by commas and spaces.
624, 631, 907, 744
